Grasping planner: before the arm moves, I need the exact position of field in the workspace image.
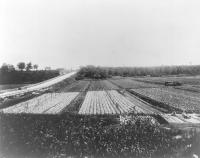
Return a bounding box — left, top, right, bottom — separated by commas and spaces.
79, 90, 141, 115
134, 75, 200, 85
134, 76, 200, 93
109, 78, 160, 89
88, 80, 119, 91
1, 76, 200, 158
60, 80, 90, 92
131, 88, 200, 113
1, 77, 200, 116
157, 87, 200, 99
1, 92, 79, 114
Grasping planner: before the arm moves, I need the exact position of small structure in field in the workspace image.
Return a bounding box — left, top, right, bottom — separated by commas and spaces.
164, 81, 182, 86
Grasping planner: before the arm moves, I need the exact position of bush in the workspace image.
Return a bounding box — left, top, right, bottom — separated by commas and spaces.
0, 70, 60, 84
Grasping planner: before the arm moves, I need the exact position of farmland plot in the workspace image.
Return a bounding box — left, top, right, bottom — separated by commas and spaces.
159, 87, 200, 99
135, 75, 200, 85
131, 88, 200, 113
121, 91, 162, 114
78, 90, 139, 115
1, 92, 79, 114
109, 78, 159, 89
175, 85, 200, 93
61, 80, 90, 92
88, 80, 119, 91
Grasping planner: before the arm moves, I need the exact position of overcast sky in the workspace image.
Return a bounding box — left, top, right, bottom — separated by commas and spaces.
0, 0, 200, 69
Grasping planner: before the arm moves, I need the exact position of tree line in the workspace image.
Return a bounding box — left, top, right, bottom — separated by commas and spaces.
0, 62, 59, 84
76, 65, 200, 79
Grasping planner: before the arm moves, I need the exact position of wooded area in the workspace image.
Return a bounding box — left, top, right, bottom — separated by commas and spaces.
76, 65, 200, 79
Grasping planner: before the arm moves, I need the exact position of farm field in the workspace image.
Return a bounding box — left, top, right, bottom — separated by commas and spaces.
130, 88, 200, 113
60, 80, 90, 92
109, 78, 160, 89
1, 77, 200, 116
175, 85, 200, 93
158, 87, 200, 99
88, 80, 119, 91
1, 76, 200, 158
134, 75, 200, 85
1, 92, 79, 114
78, 90, 144, 115
122, 91, 163, 114
133, 75, 200, 93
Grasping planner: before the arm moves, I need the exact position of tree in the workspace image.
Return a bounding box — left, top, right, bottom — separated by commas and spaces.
33, 64, 38, 71
1, 63, 9, 73
26, 62, 32, 71
17, 62, 25, 71
7, 64, 15, 72
1, 63, 15, 73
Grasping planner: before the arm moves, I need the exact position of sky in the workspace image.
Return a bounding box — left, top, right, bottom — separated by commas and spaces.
0, 0, 200, 69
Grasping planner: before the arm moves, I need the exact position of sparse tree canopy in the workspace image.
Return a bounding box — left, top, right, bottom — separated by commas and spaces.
26, 62, 33, 71
1, 63, 15, 73
1, 63, 9, 73
17, 62, 25, 71
33, 64, 38, 70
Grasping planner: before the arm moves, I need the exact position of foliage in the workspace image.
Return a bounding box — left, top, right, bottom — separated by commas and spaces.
0, 63, 15, 73
0, 114, 199, 158
17, 62, 26, 71
25, 62, 33, 71
76, 65, 200, 79
0, 70, 59, 84
76, 66, 110, 79
33, 64, 38, 70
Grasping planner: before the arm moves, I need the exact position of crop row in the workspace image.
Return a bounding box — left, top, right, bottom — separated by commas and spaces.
1, 92, 79, 114
79, 90, 142, 115
88, 80, 119, 91
109, 78, 159, 89
131, 88, 200, 112
122, 92, 162, 114
61, 80, 90, 92
158, 87, 200, 100
134, 76, 200, 85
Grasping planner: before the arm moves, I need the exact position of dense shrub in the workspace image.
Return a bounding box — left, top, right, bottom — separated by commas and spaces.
0, 70, 59, 84
76, 66, 110, 80
0, 114, 199, 158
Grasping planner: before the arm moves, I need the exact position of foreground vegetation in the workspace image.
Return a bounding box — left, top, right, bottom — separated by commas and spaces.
0, 114, 199, 158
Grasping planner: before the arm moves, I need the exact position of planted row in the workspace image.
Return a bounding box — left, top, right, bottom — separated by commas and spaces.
79, 90, 139, 115
1, 92, 79, 114
131, 88, 200, 113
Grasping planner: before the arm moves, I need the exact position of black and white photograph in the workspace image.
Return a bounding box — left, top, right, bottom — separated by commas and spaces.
0, 0, 200, 157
